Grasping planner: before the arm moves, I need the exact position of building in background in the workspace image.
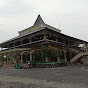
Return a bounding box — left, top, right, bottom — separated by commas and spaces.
0, 15, 88, 67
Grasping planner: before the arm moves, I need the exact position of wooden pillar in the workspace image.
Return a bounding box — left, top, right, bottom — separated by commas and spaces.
30, 53, 32, 61
21, 54, 23, 63
45, 57, 48, 62
21, 41, 23, 45
0, 55, 3, 66
57, 57, 60, 62
30, 50, 35, 62
29, 38, 31, 43
13, 54, 17, 65
44, 33, 46, 40
11, 54, 15, 64
30, 38, 32, 43
83, 55, 86, 64
7, 56, 9, 64
56, 38, 58, 42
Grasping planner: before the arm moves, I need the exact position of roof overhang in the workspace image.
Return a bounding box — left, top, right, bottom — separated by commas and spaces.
0, 27, 88, 47
0, 48, 31, 55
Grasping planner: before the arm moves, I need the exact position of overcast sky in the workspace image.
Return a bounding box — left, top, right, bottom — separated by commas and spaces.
0, 0, 88, 43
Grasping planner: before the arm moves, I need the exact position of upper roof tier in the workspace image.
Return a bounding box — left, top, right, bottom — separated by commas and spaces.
19, 15, 61, 36
34, 15, 45, 25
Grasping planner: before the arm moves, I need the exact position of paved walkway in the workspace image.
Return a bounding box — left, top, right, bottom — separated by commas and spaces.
0, 65, 88, 88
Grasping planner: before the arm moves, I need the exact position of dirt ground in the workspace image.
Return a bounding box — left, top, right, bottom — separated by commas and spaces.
0, 65, 88, 88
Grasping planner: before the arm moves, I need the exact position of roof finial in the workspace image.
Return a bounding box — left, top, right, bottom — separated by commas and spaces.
34, 15, 45, 26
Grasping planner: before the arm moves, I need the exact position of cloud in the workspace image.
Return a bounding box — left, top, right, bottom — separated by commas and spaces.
0, 0, 8, 8
0, 0, 34, 17
0, 0, 88, 42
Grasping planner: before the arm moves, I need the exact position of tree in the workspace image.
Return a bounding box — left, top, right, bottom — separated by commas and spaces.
32, 45, 62, 63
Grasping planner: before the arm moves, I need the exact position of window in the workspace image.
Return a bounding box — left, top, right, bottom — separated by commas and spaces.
46, 34, 56, 41
58, 37, 63, 43
22, 39, 29, 44
9, 43, 13, 47
32, 34, 44, 42
65, 40, 69, 46
15, 41, 21, 46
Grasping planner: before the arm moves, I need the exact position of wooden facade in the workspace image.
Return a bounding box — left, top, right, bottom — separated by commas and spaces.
0, 15, 88, 67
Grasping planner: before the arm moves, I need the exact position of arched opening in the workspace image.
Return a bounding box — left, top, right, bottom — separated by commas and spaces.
46, 34, 56, 41
58, 37, 63, 43
21, 51, 30, 63
3, 55, 15, 66
23, 54, 30, 63
15, 41, 21, 46
22, 38, 29, 44
31, 34, 44, 42
66, 51, 71, 61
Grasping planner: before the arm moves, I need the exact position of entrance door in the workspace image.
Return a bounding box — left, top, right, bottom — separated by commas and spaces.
23, 54, 30, 63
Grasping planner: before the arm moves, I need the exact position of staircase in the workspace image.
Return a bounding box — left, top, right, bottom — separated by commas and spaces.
70, 52, 88, 62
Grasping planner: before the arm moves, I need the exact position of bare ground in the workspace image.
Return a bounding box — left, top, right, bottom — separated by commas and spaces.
0, 65, 88, 88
